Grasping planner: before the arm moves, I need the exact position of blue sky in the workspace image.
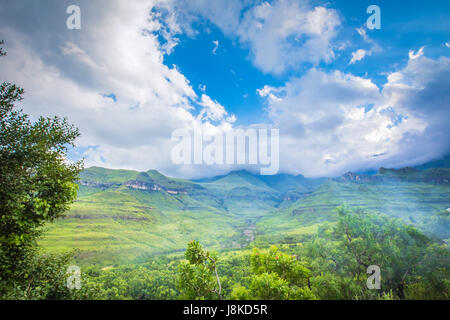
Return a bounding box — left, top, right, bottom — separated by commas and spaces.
0, 0, 449, 178
165, 0, 450, 126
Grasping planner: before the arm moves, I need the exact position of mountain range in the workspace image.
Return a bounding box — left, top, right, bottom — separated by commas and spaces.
40, 156, 450, 266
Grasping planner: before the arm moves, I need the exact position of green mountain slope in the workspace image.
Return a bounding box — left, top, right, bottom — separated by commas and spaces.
257, 169, 450, 243
41, 168, 243, 265
40, 165, 450, 266
198, 171, 280, 217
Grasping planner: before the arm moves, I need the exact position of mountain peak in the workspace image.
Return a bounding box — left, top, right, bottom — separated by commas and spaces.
228, 170, 256, 177
146, 169, 167, 180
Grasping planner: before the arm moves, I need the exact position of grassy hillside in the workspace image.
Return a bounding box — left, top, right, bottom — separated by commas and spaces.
257, 179, 450, 243
41, 168, 244, 265
40, 165, 450, 266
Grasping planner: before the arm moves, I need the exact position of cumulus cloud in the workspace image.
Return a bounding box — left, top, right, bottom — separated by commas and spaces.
259, 50, 450, 176
168, 0, 341, 75
235, 1, 341, 74
0, 0, 234, 178
382, 51, 450, 164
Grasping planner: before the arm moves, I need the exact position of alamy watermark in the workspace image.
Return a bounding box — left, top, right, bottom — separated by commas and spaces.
171, 128, 279, 175
366, 5, 381, 30
366, 265, 381, 290
66, 5, 81, 30
66, 265, 81, 290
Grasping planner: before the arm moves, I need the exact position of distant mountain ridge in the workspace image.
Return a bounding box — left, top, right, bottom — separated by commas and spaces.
337, 167, 450, 184
415, 155, 450, 170
80, 167, 326, 203
339, 154, 450, 183
80, 153, 450, 189
39, 160, 450, 265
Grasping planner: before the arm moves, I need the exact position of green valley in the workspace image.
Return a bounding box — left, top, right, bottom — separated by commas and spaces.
39, 164, 450, 267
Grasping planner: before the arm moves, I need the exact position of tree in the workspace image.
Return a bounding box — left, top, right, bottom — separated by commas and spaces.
230, 246, 316, 300
0, 40, 84, 298
177, 240, 222, 300
302, 207, 450, 300
177, 241, 316, 300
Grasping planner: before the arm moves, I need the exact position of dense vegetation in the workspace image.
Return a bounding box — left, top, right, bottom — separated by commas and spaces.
0, 41, 98, 299
67, 208, 449, 300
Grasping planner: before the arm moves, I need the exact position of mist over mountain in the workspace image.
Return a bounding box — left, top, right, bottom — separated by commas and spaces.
415, 154, 450, 171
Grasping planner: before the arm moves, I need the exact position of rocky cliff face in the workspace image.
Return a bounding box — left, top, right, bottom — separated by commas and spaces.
120, 180, 189, 195
124, 180, 162, 191
338, 172, 382, 182
79, 179, 189, 195
79, 181, 120, 189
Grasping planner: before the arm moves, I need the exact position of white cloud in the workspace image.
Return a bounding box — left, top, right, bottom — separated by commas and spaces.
356, 27, 369, 41
257, 85, 283, 103
61, 42, 102, 70
171, 0, 341, 75
409, 47, 425, 60
350, 27, 381, 64
0, 0, 235, 178
349, 49, 368, 64
259, 69, 387, 176
259, 50, 450, 176
236, 1, 340, 74
197, 94, 228, 122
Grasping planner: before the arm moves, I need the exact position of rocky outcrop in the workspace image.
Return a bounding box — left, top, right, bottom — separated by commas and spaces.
166, 190, 187, 195
66, 214, 150, 221
124, 180, 162, 191
338, 172, 380, 182
79, 181, 120, 189
79, 178, 191, 196
125, 180, 189, 195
